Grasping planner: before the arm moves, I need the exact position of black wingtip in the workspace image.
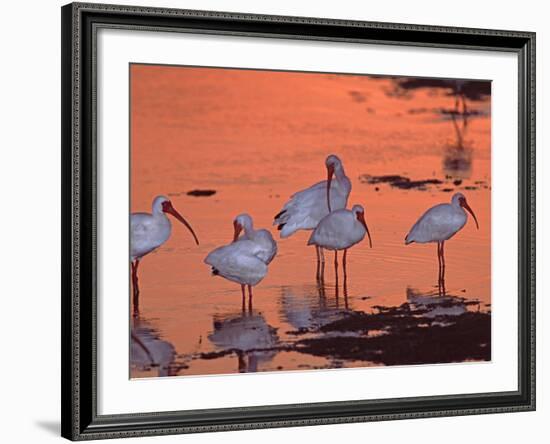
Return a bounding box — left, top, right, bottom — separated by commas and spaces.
277, 223, 286, 231
274, 209, 286, 220
211, 268, 219, 276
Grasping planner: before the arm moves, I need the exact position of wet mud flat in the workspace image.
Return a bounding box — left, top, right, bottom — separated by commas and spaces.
185, 296, 490, 372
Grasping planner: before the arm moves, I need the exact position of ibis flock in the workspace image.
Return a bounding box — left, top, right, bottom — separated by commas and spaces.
130, 154, 479, 316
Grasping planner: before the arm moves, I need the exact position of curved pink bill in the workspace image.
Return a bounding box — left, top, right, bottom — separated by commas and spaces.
357, 212, 373, 248
326, 164, 334, 213
461, 200, 479, 229
164, 202, 200, 245
233, 221, 243, 242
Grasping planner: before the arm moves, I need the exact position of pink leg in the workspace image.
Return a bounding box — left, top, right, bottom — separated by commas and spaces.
237, 351, 246, 373
247, 285, 253, 312
334, 250, 338, 286
132, 259, 140, 318
343, 249, 349, 309
440, 241, 446, 295
334, 250, 339, 297
437, 242, 441, 296
343, 249, 348, 280
316, 246, 321, 280
319, 247, 325, 281
241, 285, 246, 313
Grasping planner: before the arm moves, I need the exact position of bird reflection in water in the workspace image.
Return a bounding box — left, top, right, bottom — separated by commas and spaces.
279, 282, 351, 333
387, 78, 488, 179
208, 309, 279, 373
317, 266, 350, 311
443, 113, 472, 179
442, 80, 480, 179
131, 318, 178, 377
314, 242, 354, 310
406, 286, 473, 318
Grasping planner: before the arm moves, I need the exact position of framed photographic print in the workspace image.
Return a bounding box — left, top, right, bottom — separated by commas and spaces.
61, 2, 535, 440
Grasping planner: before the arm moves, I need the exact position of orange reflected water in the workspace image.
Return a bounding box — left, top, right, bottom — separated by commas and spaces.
130, 65, 491, 378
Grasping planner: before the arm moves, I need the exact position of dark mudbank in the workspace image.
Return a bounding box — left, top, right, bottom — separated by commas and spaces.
187, 189, 217, 197
294, 302, 491, 365
359, 174, 443, 190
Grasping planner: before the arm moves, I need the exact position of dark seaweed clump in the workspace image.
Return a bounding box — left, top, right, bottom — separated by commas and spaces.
387, 78, 491, 102
359, 174, 443, 190
293, 302, 490, 365
187, 189, 217, 197
359, 173, 490, 193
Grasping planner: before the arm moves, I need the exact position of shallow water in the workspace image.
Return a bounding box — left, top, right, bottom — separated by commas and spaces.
130, 65, 491, 377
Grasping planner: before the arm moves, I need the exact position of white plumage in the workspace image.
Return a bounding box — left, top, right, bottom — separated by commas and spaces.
273, 154, 351, 238
405, 192, 478, 244
130, 195, 199, 317
307, 204, 372, 281
405, 192, 479, 295
308, 205, 372, 251
233, 213, 277, 265
131, 196, 199, 261
205, 214, 276, 304
205, 240, 268, 287
131, 207, 171, 261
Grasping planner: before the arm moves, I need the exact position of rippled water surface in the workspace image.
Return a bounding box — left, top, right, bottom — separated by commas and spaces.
130, 65, 491, 378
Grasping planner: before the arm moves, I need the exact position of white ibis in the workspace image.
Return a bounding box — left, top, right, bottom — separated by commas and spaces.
307, 204, 372, 281
205, 239, 270, 309
131, 195, 199, 316
405, 192, 479, 294
273, 154, 351, 271
233, 213, 277, 265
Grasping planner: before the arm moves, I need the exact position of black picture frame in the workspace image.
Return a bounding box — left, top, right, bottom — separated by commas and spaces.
61, 2, 536, 440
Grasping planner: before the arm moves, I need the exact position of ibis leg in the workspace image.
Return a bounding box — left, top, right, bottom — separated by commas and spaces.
334, 250, 339, 284
132, 259, 140, 318
316, 246, 321, 281
247, 284, 253, 312
343, 249, 348, 280
241, 284, 246, 313
319, 247, 325, 281
334, 250, 340, 307
318, 281, 325, 300
237, 350, 246, 373
437, 242, 441, 296
441, 241, 446, 295
343, 249, 349, 309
